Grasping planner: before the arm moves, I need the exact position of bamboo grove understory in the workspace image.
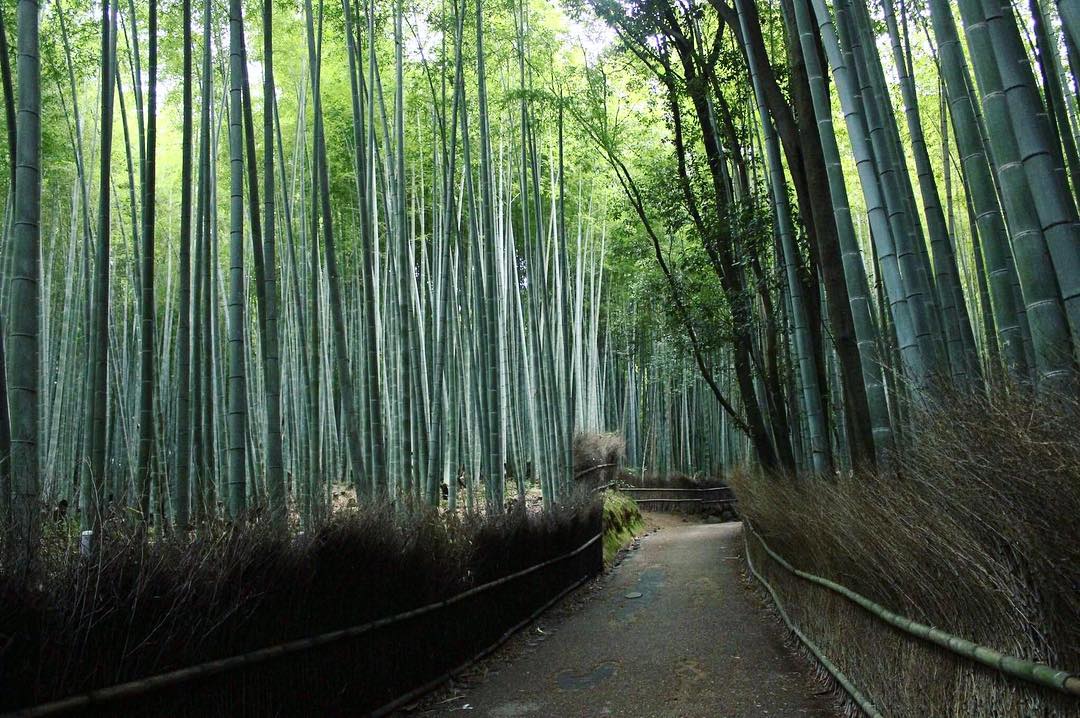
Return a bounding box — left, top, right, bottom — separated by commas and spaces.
0, 0, 1079, 573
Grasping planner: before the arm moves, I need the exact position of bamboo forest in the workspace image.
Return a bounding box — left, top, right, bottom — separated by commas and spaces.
1, 0, 1079, 711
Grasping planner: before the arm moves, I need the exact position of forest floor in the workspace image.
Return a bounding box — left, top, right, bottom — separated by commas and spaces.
406, 513, 836, 717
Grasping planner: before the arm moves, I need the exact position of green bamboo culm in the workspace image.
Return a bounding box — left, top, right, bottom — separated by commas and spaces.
808, 0, 927, 389
86, 0, 117, 541
341, 0, 386, 500
881, 0, 978, 386
955, 0, 1077, 384
1030, 0, 1080, 211
790, 0, 893, 461
263, 0, 286, 527
1059, 0, 1080, 54
0, 6, 14, 195
980, 0, 1080, 359
186, 0, 214, 527
136, 0, 158, 529
305, 0, 367, 501
475, 0, 504, 510
837, 0, 944, 382
173, 0, 194, 533
301, 0, 322, 523
926, 0, 1031, 379
8, 0, 42, 576
226, 0, 248, 519
13, 0, 1080, 551
393, 0, 415, 501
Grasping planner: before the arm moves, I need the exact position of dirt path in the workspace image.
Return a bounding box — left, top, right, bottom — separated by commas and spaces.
415, 517, 835, 717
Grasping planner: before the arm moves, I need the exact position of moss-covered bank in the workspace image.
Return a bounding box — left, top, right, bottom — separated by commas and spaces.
602, 491, 644, 564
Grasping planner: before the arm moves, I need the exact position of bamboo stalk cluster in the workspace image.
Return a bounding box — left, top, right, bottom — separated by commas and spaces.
0, 0, 732, 570
3, 0, 1078, 577
582, 0, 1080, 479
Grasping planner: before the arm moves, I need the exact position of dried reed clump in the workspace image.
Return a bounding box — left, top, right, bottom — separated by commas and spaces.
0, 500, 601, 712
572, 431, 626, 484
732, 384, 1080, 716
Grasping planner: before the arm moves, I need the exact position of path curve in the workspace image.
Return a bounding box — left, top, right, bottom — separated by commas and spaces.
418, 518, 835, 717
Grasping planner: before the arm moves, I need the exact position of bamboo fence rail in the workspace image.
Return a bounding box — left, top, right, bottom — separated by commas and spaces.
745, 522, 1080, 700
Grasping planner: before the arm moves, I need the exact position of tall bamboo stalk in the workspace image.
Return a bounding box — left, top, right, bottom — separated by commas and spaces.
87, 0, 117, 537
8, 0, 42, 575
791, 0, 892, 460
262, 0, 284, 526
226, 0, 248, 518
956, 0, 1076, 383
137, 0, 158, 526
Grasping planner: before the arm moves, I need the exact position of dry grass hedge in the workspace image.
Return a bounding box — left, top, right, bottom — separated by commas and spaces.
0, 501, 602, 714
572, 432, 625, 485
732, 384, 1080, 716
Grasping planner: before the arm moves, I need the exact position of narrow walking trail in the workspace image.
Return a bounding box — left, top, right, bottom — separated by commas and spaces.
419, 517, 835, 717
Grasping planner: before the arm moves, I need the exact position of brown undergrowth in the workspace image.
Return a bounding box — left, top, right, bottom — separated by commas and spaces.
732, 384, 1080, 716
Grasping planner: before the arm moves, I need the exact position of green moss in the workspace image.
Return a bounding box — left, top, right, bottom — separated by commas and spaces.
602, 491, 645, 564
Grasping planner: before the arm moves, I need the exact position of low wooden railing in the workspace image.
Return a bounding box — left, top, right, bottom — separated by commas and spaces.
615, 485, 738, 514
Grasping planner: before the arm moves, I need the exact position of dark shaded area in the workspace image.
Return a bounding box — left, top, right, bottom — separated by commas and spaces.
0, 503, 602, 716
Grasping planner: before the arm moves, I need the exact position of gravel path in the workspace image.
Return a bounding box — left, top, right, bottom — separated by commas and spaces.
416, 518, 836, 718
